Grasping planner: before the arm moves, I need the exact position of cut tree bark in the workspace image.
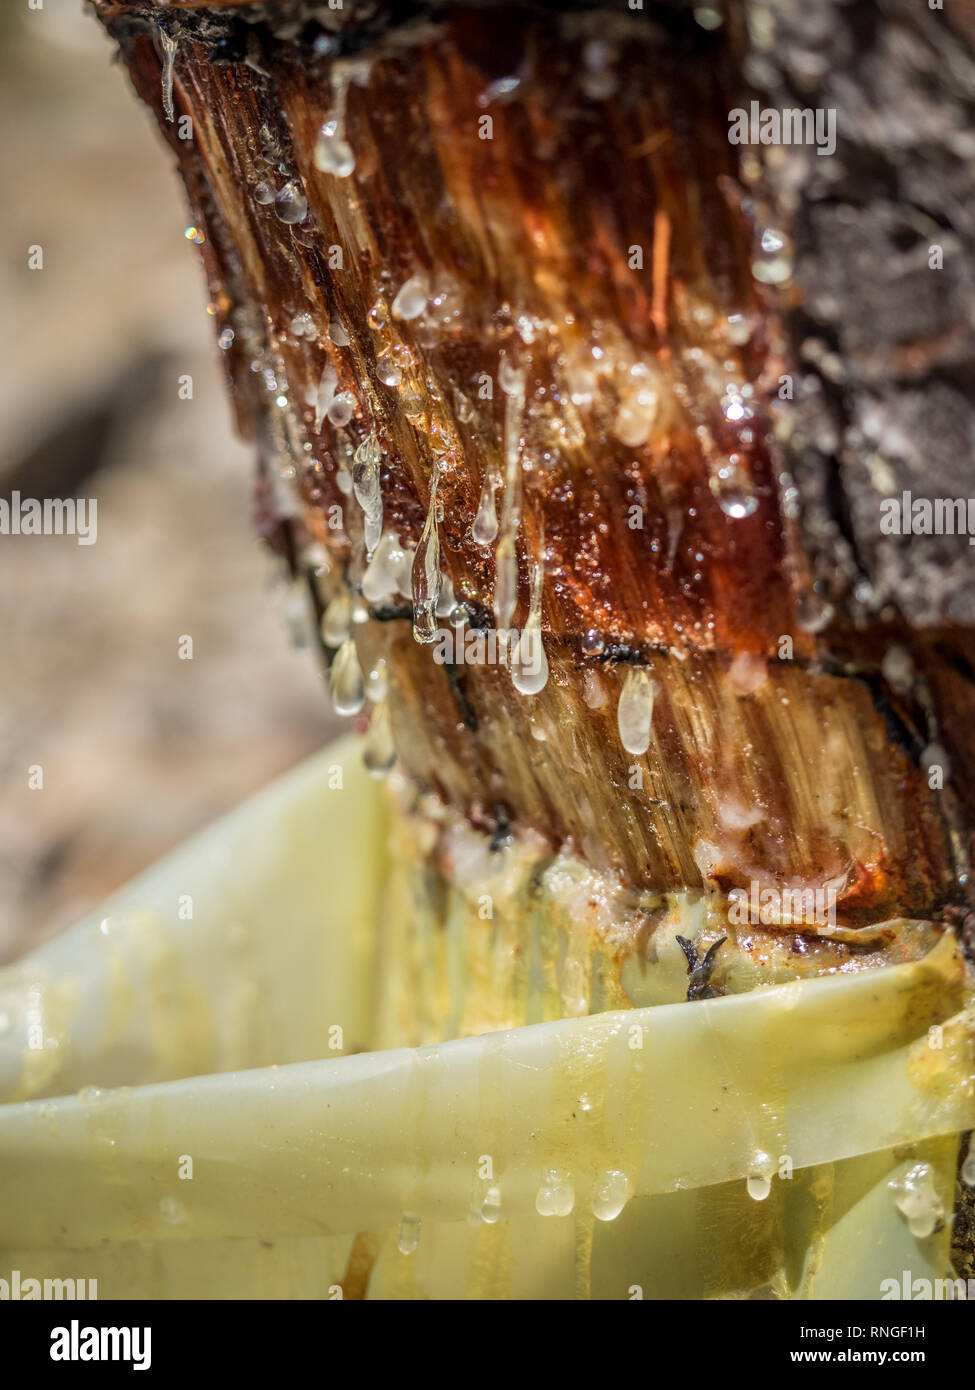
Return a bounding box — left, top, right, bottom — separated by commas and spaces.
91, 0, 975, 1280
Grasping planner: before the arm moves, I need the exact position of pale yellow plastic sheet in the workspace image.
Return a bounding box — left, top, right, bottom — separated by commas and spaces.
0, 741, 972, 1299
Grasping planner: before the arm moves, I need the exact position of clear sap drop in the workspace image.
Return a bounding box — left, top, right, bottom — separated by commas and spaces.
746, 1174, 772, 1202
411, 468, 442, 643
889, 1162, 944, 1239
591, 1170, 631, 1222
472, 473, 499, 546
313, 364, 338, 431
535, 1170, 574, 1217
327, 392, 355, 428
363, 700, 395, 775
709, 457, 759, 518
329, 637, 365, 716
376, 352, 402, 387
352, 434, 383, 557
498, 355, 525, 397
274, 181, 308, 225
797, 590, 835, 634
314, 123, 356, 177
321, 592, 351, 648
511, 559, 548, 696
479, 1185, 502, 1224
392, 273, 429, 322
753, 227, 794, 285
617, 668, 655, 755
747, 1151, 774, 1202
396, 1212, 420, 1256
362, 534, 398, 604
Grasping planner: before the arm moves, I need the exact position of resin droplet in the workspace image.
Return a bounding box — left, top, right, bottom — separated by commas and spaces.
329, 637, 365, 716
710, 456, 759, 519
321, 593, 351, 649
746, 1151, 774, 1202
797, 590, 835, 634
498, 354, 525, 397
535, 1170, 574, 1217
472, 472, 499, 546
511, 556, 548, 696
327, 392, 355, 428
376, 351, 402, 388
274, 181, 308, 225
392, 272, 429, 322
364, 699, 395, 775
313, 364, 338, 432
889, 1162, 944, 1239
314, 121, 355, 178
396, 1212, 420, 1256
314, 68, 356, 178
753, 227, 794, 285
352, 433, 383, 557
160, 31, 178, 124
617, 668, 656, 755
411, 465, 442, 644
479, 1185, 502, 1224
591, 1170, 631, 1222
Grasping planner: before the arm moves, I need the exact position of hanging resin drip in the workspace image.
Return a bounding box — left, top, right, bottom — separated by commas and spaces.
159, 31, 178, 123
320, 591, 351, 648
396, 1211, 421, 1255
361, 533, 404, 604
313, 66, 356, 178
352, 433, 383, 557
363, 699, 395, 775
617, 667, 656, 755
329, 637, 365, 716
472, 470, 500, 546
709, 453, 758, 519
511, 553, 548, 696
493, 365, 525, 629
411, 462, 443, 644
590, 1170, 632, 1222
312, 363, 338, 433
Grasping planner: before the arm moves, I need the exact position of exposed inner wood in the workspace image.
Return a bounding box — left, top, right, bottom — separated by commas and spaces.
90, 0, 974, 968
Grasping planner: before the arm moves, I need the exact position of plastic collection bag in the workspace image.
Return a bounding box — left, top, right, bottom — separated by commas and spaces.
0, 740, 972, 1299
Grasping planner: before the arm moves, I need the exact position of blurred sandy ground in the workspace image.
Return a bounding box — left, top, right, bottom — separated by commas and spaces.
0, 2, 337, 961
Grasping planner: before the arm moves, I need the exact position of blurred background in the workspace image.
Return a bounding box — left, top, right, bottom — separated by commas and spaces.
0, 2, 336, 961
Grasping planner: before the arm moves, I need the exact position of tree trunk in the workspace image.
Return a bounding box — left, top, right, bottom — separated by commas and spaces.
92, 0, 975, 1286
